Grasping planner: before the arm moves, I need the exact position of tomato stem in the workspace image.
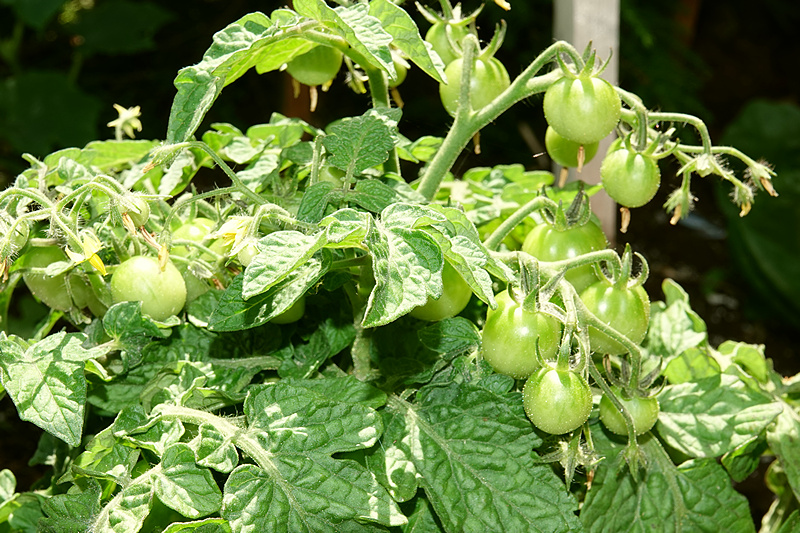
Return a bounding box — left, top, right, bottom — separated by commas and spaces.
483, 195, 555, 251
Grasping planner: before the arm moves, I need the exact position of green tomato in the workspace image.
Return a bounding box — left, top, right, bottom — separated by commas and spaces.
110, 256, 187, 321
286, 45, 343, 86
21, 246, 75, 312
439, 56, 510, 117
545, 126, 600, 168
425, 21, 469, 65
270, 296, 306, 324
521, 219, 608, 294
389, 55, 408, 88
599, 388, 660, 436
523, 366, 593, 434
481, 289, 562, 379
409, 262, 473, 321
236, 241, 260, 267
124, 197, 150, 228
178, 265, 211, 304
543, 75, 622, 144
580, 280, 650, 355
600, 149, 662, 208
172, 218, 227, 261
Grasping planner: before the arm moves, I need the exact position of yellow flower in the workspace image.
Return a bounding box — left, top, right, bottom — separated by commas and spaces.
210, 216, 252, 254
65, 230, 107, 276
107, 104, 142, 139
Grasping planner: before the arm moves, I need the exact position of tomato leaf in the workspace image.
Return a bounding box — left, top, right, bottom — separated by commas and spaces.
368, 0, 446, 84
243, 231, 328, 300
322, 108, 402, 176
0, 332, 104, 447
417, 317, 481, 358
657, 373, 783, 458
155, 443, 223, 519
767, 409, 800, 504
210, 255, 329, 332
581, 435, 755, 532
38, 479, 103, 533
277, 318, 356, 379
379, 383, 581, 532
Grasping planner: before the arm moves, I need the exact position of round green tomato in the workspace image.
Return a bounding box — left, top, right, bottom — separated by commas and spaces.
110, 256, 187, 321
545, 126, 600, 168
389, 56, 408, 88
580, 280, 650, 355
543, 75, 622, 144
599, 388, 660, 436
600, 149, 661, 208
124, 197, 150, 228
521, 220, 607, 294
523, 366, 592, 434
270, 296, 306, 324
318, 165, 345, 187
178, 265, 211, 304
481, 289, 561, 379
439, 56, 510, 117
425, 22, 469, 66
69, 272, 108, 317
172, 218, 227, 261
236, 241, 260, 268
409, 263, 472, 321
21, 246, 74, 312
286, 45, 343, 86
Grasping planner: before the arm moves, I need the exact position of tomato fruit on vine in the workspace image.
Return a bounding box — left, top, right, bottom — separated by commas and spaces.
481, 289, 561, 379
521, 219, 607, 294
580, 280, 650, 355
545, 126, 600, 168
599, 388, 660, 436
523, 366, 593, 434
286, 45, 343, 86
425, 21, 469, 66
21, 246, 76, 312
600, 149, 661, 208
439, 56, 510, 117
409, 262, 472, 321
110, 256, 187, 321
270, 296, 306, 324
543, 75, 621, 144
172, 217, 227, 261
124, 197, 150, 228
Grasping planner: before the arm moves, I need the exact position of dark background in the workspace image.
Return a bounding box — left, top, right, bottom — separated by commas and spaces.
2, 0, 800, 514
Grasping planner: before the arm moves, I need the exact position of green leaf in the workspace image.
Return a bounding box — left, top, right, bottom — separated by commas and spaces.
323, 108, 402, 176
718, 341, 770, 383
362, 216, 443, 328
70, 427, 140, 484
644, 279, 707, 364
0, 331, 101, 446
657, 373, 783, 457
296, 182, 337, 224
78, 140, 160, 170
381, 382, 581, 532
243, 231, 327, 299
350, 179, 405, 213
662, 346, 721, 384
277, 318, 356, 379
722, 437, 769, 483
103, 301, 171, 364
417, 317, 481, 358
167, 12, 315, 144
162, 518, 232, 533
155, 443, 223, 519
581, 437, 755, 532
189, 424, 240, 474
0, 470, 14, 502
767, 407, 800, 503
402, 497, 444, 532
92, 479, 154, 533
209, 255, 329, 331
368, 0, 446, 83
39, 479, 102, 533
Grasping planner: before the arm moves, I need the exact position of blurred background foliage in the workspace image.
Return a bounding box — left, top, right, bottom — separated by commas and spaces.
1, 0, 799, 338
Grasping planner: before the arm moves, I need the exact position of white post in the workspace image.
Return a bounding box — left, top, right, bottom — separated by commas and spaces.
553, 0, 620, 243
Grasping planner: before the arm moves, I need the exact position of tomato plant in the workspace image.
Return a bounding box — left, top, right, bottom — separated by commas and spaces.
481, 289, 561, 379
580, 279, 650, 355
0, 2, 787, 531
599, 388, 660, 436
543, 74, 622, 144
439, 55, 510, 116
110, 256, 187, 321
522, 365, 593, 434
409, 262, 472, 321
286, 45, 343, 86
